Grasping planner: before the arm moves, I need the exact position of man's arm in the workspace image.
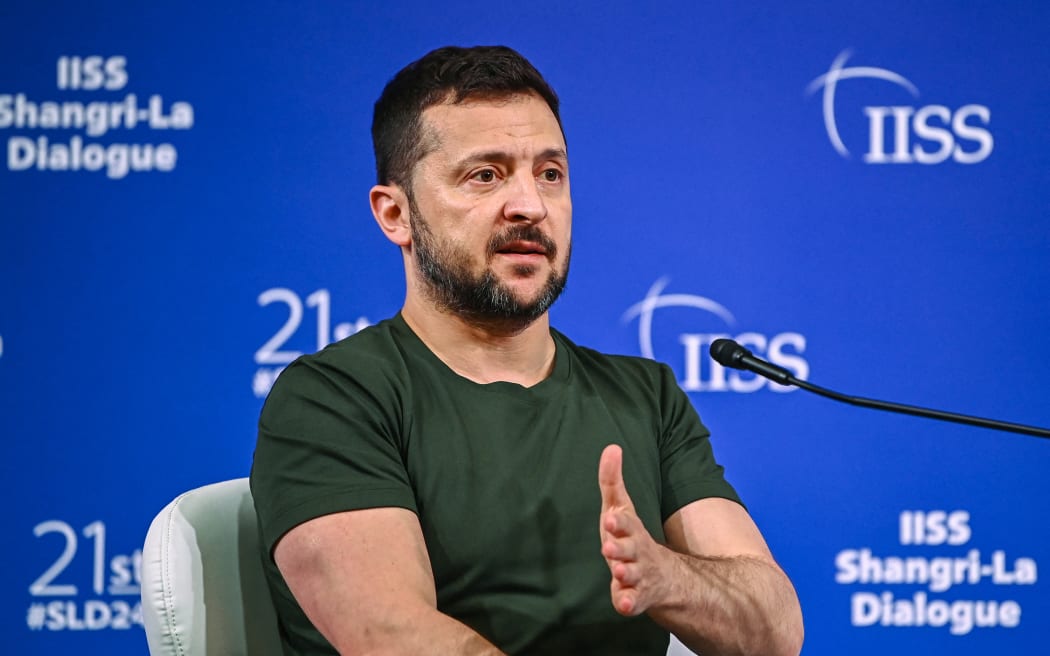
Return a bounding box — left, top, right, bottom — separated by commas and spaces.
598, 445, 804, 656
274, 506, 507, 656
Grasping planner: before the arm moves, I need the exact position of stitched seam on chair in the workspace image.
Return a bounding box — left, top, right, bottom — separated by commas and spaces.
162, 494, 188, 656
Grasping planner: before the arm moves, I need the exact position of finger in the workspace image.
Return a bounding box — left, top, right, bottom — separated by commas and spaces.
598, 444, 631, 509
612, 561, 641, 587
602, 508, 636, 538
601, 535, 637, 561
611, 585, 638, 617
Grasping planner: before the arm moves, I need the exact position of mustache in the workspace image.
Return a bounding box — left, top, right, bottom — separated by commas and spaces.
487, 225, 558, 258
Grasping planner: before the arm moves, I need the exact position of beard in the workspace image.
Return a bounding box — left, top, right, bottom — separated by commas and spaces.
408, 195, 569, 328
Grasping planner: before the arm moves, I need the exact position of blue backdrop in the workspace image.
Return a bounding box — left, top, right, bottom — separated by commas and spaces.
3, 2, 1048, 653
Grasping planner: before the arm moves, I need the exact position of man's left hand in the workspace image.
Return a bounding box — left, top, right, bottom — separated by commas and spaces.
598, 443, 674, 616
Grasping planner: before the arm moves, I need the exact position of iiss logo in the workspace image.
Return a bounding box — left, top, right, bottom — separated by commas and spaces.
806, 50, 993, 164
622, 279, 808, 393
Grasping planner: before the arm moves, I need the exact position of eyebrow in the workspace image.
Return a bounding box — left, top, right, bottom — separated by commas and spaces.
455, 147, 569, 170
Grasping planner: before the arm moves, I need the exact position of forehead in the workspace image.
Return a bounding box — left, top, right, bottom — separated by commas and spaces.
419, 93, 566, 161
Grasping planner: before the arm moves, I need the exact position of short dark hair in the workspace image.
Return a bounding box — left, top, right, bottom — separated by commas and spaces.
371, 45, 562, 190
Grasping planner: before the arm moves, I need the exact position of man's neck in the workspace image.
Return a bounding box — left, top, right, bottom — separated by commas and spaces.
401, 297, 556, 388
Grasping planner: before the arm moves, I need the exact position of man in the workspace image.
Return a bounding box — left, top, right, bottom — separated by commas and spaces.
251, 45, 803, 655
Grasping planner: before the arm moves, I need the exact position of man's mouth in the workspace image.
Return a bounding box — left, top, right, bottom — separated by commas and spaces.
497, 240, 548, 257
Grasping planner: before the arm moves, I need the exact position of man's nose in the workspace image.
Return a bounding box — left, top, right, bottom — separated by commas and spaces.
502, 173, 548, 223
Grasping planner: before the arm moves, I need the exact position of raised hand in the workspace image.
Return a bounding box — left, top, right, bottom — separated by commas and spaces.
598, 444, 672, 616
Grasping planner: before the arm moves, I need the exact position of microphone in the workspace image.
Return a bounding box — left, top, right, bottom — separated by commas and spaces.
709, 338, 794, 386
709, 338, 1050, 439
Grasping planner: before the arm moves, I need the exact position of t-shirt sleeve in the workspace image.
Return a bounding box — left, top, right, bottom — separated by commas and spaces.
250, 351, 417, 558
655, 363, 743, 520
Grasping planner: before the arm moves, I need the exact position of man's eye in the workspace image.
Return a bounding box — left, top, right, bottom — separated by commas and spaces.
542, 169, 562, 182
473, 170, 496, 182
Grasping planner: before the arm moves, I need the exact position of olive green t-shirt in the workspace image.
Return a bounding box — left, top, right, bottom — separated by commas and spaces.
251, 314, 741, 655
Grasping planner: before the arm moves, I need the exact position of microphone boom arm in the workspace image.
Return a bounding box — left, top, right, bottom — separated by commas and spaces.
790, 377, 1050, 439
709, 338, 1050, 439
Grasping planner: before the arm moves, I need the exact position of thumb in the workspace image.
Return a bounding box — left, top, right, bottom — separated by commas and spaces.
598, 444, 631, 510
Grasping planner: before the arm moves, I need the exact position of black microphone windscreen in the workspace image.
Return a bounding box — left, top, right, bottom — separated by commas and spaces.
709, 338, 746, 368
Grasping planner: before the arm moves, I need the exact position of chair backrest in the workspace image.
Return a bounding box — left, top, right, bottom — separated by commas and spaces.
141, 478, 283, 656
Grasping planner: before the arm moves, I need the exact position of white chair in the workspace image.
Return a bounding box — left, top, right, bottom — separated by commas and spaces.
141, 478, 282, 656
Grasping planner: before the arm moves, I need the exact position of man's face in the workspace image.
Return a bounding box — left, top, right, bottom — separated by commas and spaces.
405, 93, 572, 326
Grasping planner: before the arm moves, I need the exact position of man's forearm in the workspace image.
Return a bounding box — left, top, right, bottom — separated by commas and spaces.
329, 605, 507, 656
597, 447, 802, 655
647, 552, 803, 656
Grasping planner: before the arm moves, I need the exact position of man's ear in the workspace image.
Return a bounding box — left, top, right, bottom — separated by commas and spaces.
370, 184, 412, 246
